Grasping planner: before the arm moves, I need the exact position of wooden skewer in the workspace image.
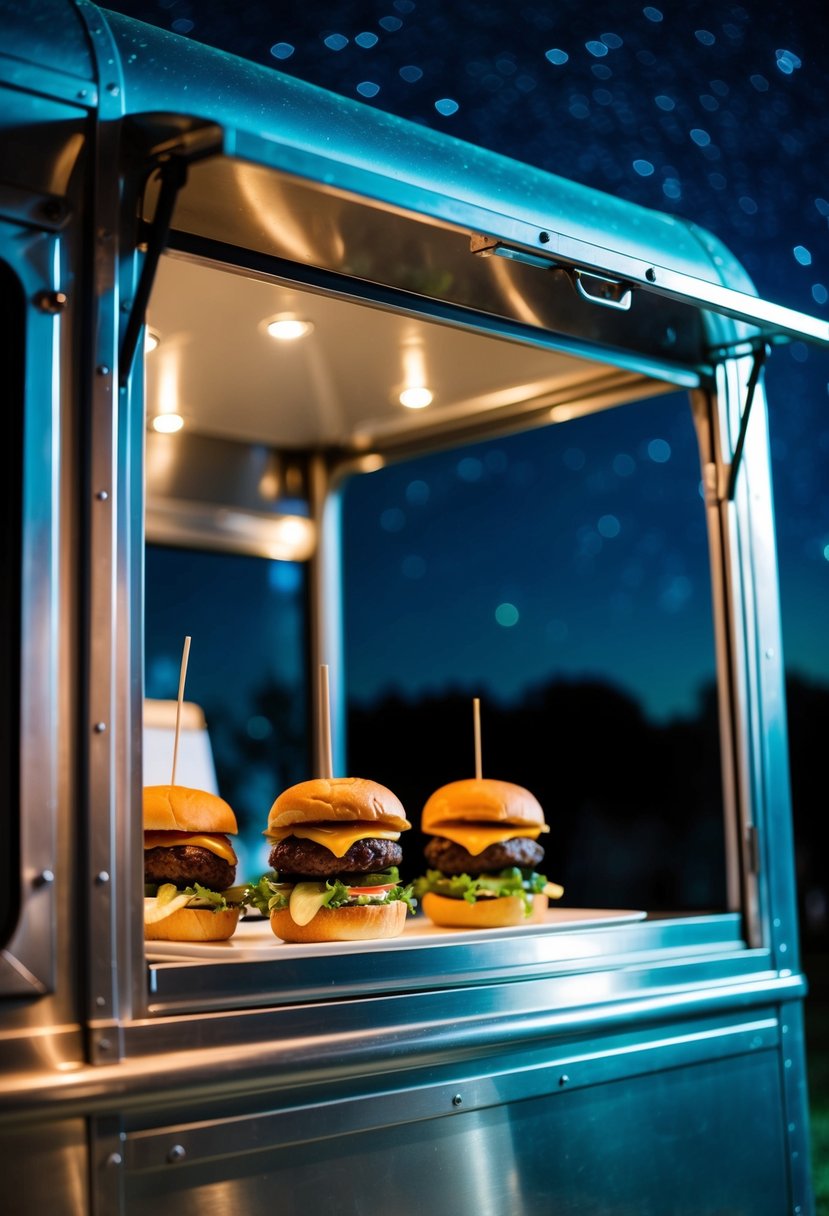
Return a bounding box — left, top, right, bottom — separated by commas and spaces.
473, 696, 482, 780
170, 635, 191, 788
319, 663, 333, 779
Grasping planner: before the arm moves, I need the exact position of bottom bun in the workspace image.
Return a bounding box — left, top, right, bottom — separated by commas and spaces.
422, 891, 548, 929
144, 906, 240, 942
270, 900, 407, 944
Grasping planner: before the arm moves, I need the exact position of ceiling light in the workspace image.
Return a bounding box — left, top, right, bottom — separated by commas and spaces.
152, 413, 184, 433
145, 329, 160, 353
399, 386, 433, 409
266, 315, 314, 341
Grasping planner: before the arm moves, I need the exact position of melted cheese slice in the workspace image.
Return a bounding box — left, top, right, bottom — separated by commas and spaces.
266, 822, 401, 858
430, 822, 548, 856
143, 831, 238, 865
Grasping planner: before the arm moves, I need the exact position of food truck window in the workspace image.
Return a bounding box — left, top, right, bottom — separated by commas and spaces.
343, 390, 726, 911
144, 544, 311, 879
0, 259, 23, 948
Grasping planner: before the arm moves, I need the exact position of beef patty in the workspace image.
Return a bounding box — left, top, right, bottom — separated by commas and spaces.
424, 835, 545, 877
144, 845, 236, 891
269, 835, 403, 879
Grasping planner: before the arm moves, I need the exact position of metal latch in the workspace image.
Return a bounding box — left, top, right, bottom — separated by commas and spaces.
470, 235, 632, 310
572, 269, 632, 311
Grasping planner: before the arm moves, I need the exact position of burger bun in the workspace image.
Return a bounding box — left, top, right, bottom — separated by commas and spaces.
421, 778, 544, 834
144, 784, 238, 835
144, 906, 240, 942
421, 891, 548, 929
268, 776, 410, 835
269, 899, 407, 944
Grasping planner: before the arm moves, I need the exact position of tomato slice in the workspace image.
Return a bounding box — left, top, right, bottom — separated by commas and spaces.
346, 883, 396, 897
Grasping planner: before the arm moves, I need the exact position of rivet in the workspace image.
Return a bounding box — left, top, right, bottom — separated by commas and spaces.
106, 1152, 122, 1168
451, 1094, 463, 1107
77, 89, 89, 100
98, 1037, 111, 1052
34, 290, 67, 314
765, 648, 774, 659
106, 83, 120, 96
538, 231, 550, 244
167, 1144, 186, 1163
96, 996, 106, 1008
95, 871, 110, 885
94, 722, 107, 733
96, 490, 109, 501
645, 267, 656, 282
96, 365, 111, 377
34, 869, 55, 887
559, 1073, 570, 1087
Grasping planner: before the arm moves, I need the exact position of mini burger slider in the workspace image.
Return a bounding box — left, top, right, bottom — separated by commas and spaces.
415, 778, 563, 928
143, 785, 242, 941
251, 777, 415, 942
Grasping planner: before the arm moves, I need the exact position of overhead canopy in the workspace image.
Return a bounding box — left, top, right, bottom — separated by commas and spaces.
103, 8, 828, 372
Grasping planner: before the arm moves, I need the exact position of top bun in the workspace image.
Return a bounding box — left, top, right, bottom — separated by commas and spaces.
144, 785, 238, 835
421, 778, 545, 834
268, 777, 410, 835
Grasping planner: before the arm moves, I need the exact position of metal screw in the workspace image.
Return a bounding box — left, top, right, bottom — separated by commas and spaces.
41, 199, 67, 223
167, 1145, 186, 1163
34, 290, 67, 314
765, 648, 775, 659
96, 996, 106, 1008
106, 83, 120, 96
559, 1074, 570, 1087
98, 1037, 111, 1052
94, 722, 107, 733
77, 89, 89, 100
538, 231, 550, 244
95, 871, 110, 885
96, 365, 111, 377
96, 490, 109, 501
106, 1152, 122, 1168
645, 267, 656, 282
451, 1094, 463, 1107
34, 869, 55, 887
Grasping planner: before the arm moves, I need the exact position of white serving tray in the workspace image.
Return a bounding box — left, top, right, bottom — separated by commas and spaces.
146, 907, 646, 962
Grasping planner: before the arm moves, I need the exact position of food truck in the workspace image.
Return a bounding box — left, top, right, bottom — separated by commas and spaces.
1, 2, 827, 1212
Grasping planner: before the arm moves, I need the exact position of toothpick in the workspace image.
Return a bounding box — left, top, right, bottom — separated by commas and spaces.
473, 696, 482, 780
319, 663, 333, 779
170, 635, 191, 787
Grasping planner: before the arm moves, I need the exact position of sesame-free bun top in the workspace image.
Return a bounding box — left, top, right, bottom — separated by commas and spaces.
421, 778, 545, 834
143, 785, 238, 835
267, 777, 411, 835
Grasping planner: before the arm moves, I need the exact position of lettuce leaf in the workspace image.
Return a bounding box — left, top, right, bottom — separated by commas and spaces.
144, 881, 240, 912
412, 867, 549, 915
243, 871, 416, 916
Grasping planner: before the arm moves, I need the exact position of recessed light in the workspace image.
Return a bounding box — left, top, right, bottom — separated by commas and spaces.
152, 413, 184, 433
399, 386, 433, 409
266, 315, 314, 341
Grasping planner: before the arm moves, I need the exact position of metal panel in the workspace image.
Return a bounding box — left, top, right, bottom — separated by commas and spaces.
119, 1043, 789, 1216
0, 1117, 89, 1216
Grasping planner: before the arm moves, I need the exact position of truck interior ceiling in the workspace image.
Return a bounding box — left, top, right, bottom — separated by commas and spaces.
143, 250, 726, 918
